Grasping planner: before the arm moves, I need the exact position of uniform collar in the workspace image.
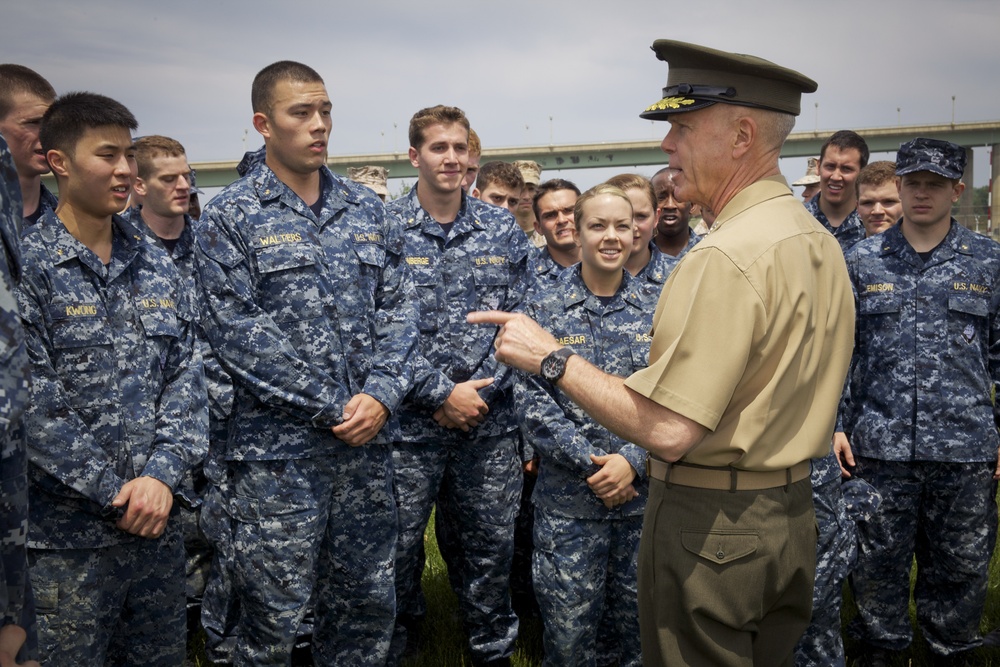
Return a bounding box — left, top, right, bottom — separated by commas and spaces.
401, 186, 488, 237
710, 175, 792, 234
562, 265, 644, 311
37, 210, 148, 280
879, 219, 971, 264
250, 162, 356, 222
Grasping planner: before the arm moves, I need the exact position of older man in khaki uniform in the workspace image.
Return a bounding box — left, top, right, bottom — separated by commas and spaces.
471, 39, 855, 666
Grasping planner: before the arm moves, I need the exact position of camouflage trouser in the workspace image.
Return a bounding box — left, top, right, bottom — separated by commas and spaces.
392, 433, 522, 663
200, 478, 239, 664
229, 446, 397, 667
29, 520, 185, 667
848, 457, 997, 656
794, 477, 857, 667
533, 509, 642, 667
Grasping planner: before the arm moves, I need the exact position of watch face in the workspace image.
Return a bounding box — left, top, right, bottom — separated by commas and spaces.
541, 351, 565, 382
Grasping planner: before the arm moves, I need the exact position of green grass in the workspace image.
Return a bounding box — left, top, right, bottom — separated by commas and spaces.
188, 509, 1000, 666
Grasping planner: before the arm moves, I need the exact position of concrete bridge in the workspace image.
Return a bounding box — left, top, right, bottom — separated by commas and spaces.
187, 120, 1000, 231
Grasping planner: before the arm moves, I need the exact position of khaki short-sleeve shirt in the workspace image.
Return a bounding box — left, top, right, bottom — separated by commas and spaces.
624, 176, 855, 471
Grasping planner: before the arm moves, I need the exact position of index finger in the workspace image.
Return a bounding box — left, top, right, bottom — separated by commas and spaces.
467, 310, 515, 326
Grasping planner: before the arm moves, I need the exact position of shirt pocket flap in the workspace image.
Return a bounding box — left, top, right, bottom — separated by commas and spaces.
255, 243, 316, 274
48, 304, 112, 349
859, 292, 900, 315
948, 295, 988, 317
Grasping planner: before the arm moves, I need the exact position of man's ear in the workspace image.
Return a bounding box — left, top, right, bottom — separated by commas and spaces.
47, 149, 70, 178
252, 112, 270, 139
732, 115, 756, 160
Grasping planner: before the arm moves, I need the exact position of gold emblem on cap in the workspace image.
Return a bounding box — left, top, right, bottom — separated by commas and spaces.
645, 96, 696, 112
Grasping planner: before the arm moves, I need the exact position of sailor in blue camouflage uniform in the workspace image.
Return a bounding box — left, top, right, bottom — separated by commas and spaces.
528, 179, 581, 285
194, 62, 416, 667
129, 134, 237, 654
387, 105, 529, 667
516, 184, 653, 667
17, 92, 207, 666
606, 173, 682, 289
836, 138, 1000, 667
803, 130, 869, 254
796, 129, 871, 667
0, 134, 39, 667
0, 65, 57, 227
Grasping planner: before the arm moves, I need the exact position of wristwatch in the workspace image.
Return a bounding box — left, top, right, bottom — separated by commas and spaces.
540, 347, 576, 384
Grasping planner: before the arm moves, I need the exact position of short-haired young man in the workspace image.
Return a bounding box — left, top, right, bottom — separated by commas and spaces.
531, 178, 581, 281
805, 129, 869, 252
0, 65, 57, 223
386, 105, 529, 667
650, 167, 697, 258
131, 134, 235, 655
17, 92, 207, 666
856, 161, 902, 238
472, 160, 523, 215
838, 139, 998, 666
194, 61, 418, 666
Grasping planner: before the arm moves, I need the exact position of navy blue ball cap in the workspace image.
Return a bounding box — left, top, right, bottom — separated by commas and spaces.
895, 138, 965, 180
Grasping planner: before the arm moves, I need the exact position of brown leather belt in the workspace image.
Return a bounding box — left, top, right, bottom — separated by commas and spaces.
645, 457, 810, 492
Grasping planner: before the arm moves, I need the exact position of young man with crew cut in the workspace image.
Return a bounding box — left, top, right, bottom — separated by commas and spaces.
194, 61, 417, 667
18, 92, 207, 666
0, 65, 57, 224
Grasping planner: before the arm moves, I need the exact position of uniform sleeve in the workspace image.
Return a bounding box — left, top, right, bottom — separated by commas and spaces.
0, 264, 30, 628
194, 202, 349, 427
514, 369, 603, 476
16, 276, 126, 509
616, 442, 648, 482
408, 356, 457, 411
140, 293, 209, 492
990, 260, 1000, 433
624, 247, 764, 430
359, 210, 418, 412
840, 253, 863, 435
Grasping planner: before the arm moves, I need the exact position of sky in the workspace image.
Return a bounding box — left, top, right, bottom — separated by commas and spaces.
4, 0, 999, 193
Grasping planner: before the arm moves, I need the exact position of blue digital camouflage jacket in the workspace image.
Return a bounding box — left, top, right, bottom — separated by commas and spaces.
17, 211, 208, 548
194, 162, 417, 460
845, 221, 1000, 462
515, 266, 656, 519
388, 186, 530, 442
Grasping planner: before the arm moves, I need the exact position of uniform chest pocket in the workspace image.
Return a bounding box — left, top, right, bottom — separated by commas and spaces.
471, 259, 510, 312
858, 292, 900, 316
48, 306, 114, 407
254, 242, 324, 322
136, 307, 180, 339
410, 264, 440, 333
630, 337, 652, 369
948, 294, 989, 346
471, 260, 509, 287
255, 242, 317, 274
857, 293, 900, 365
